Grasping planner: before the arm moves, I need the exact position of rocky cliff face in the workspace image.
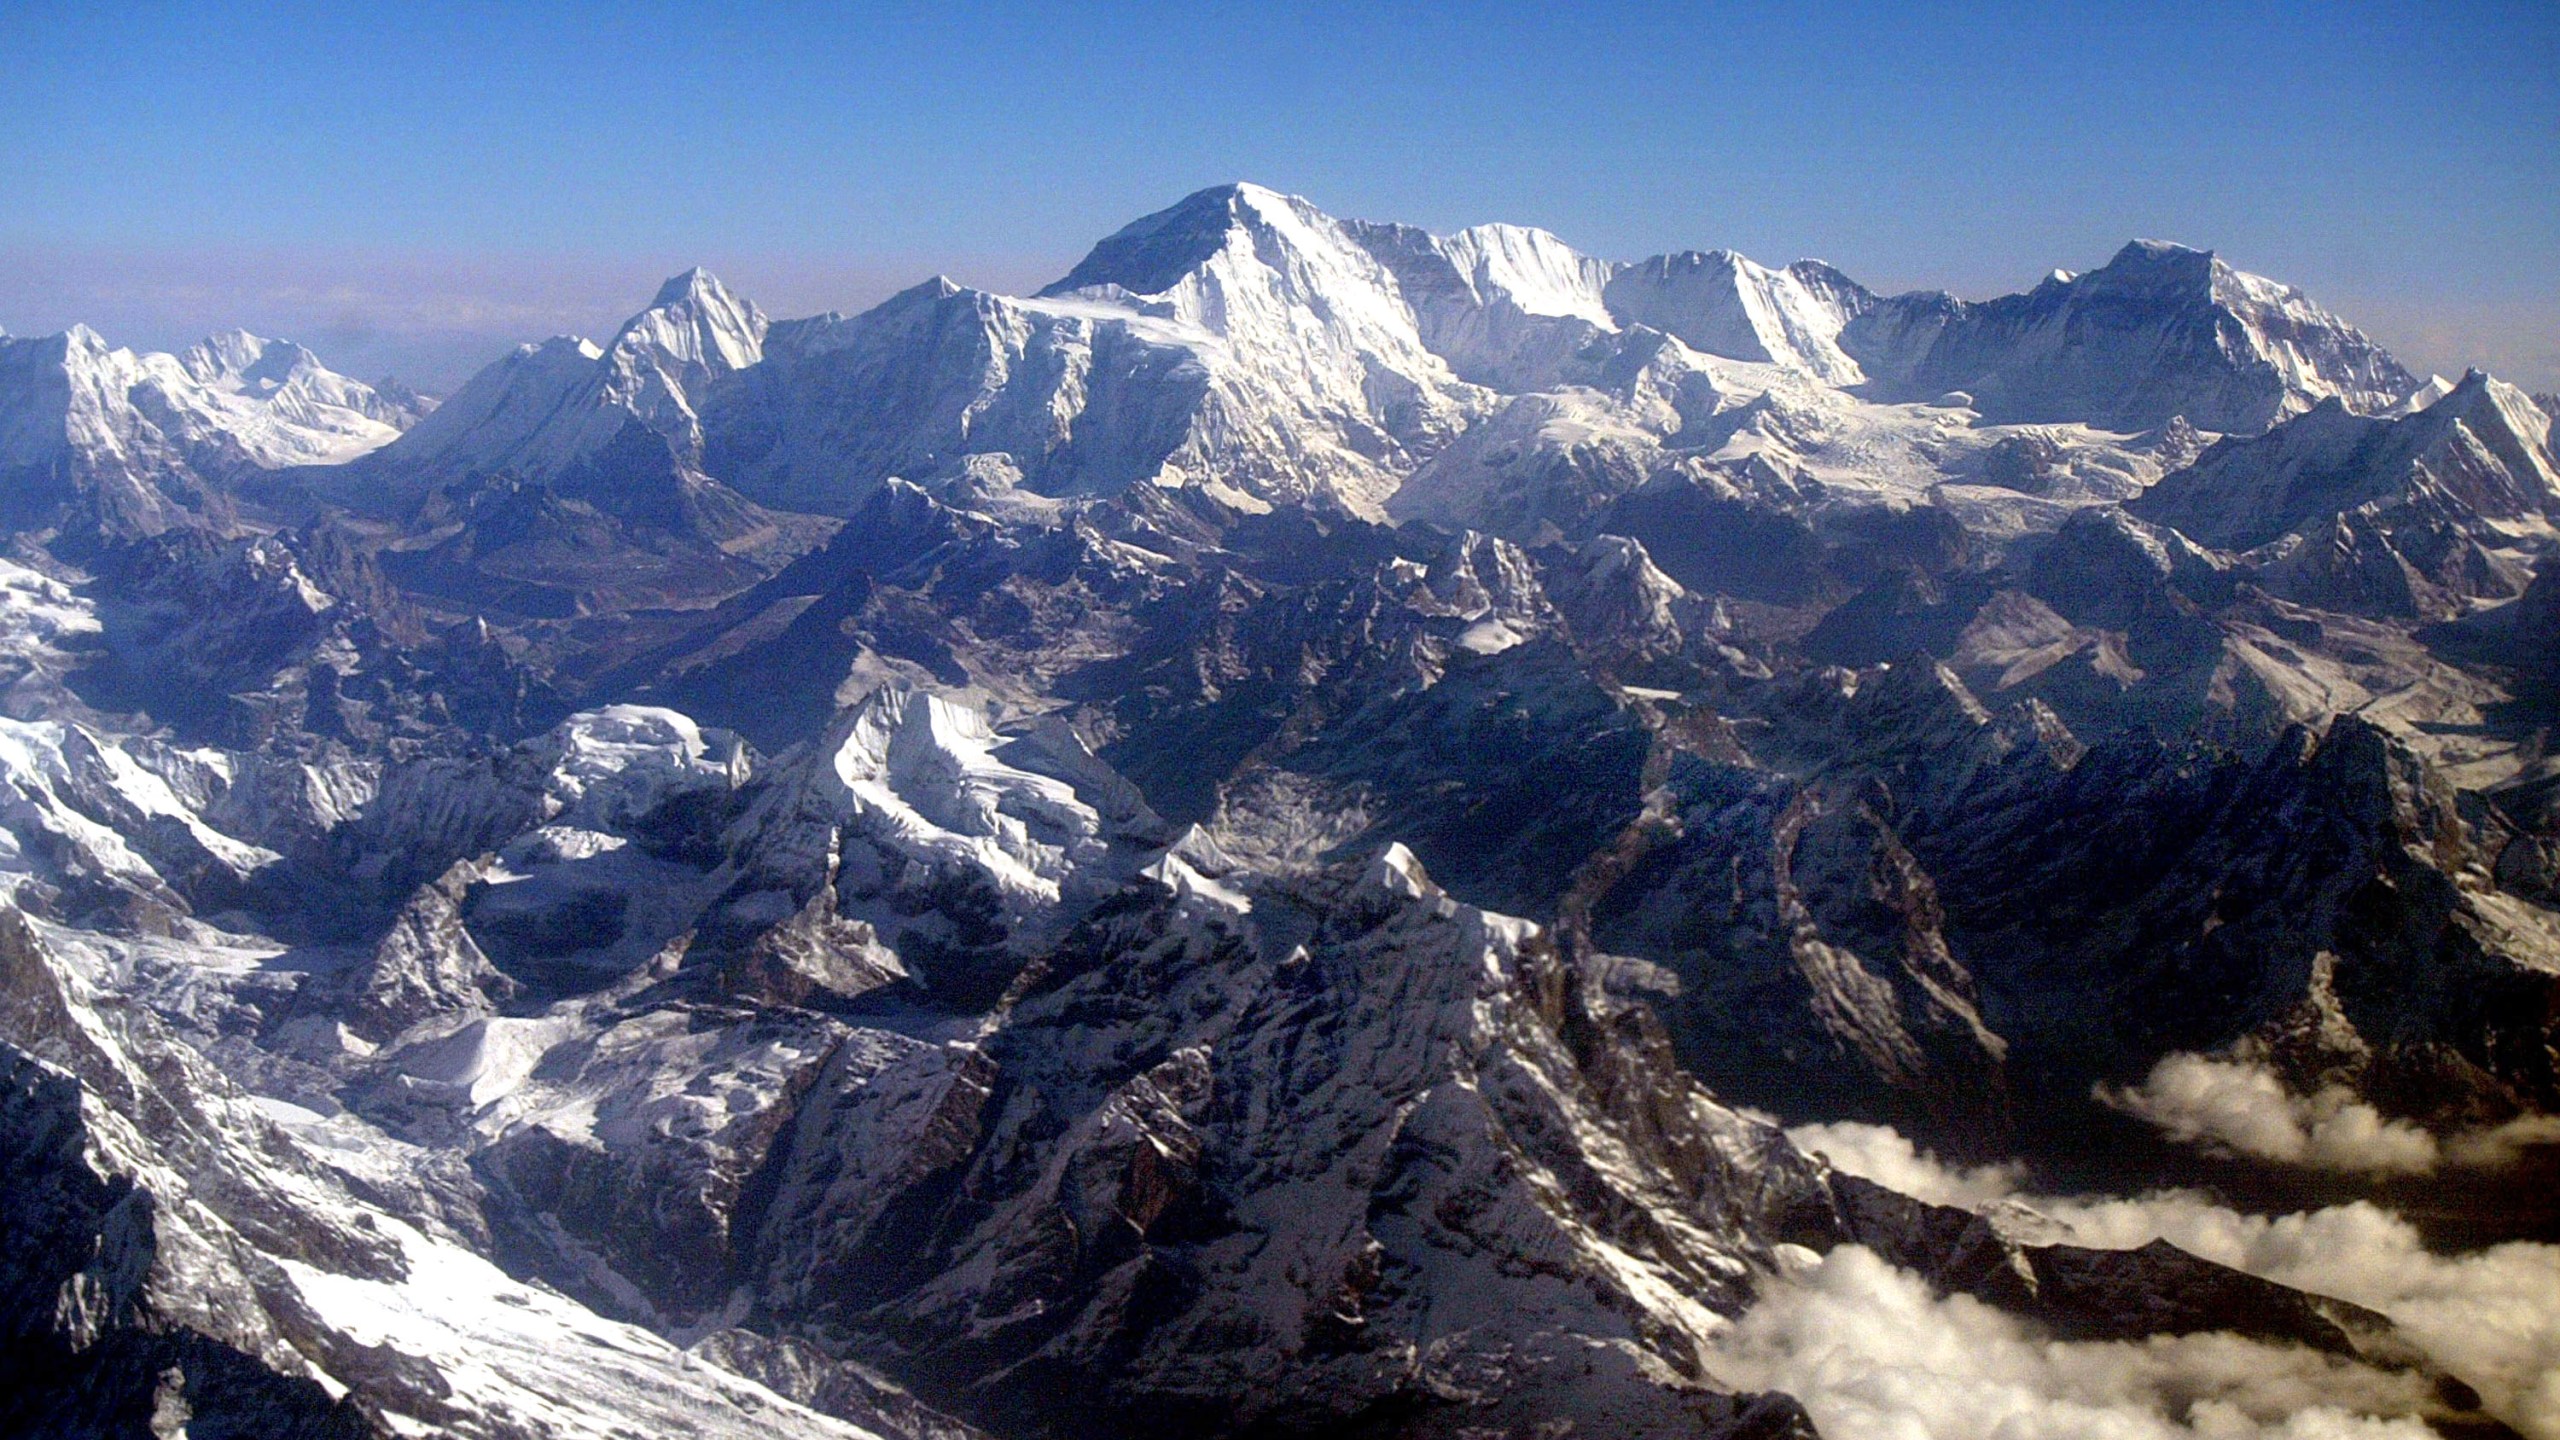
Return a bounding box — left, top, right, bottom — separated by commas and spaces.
0, 183, 2552, 1440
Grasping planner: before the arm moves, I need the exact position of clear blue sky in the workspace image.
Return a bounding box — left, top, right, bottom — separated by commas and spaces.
2, 0, 2553, 390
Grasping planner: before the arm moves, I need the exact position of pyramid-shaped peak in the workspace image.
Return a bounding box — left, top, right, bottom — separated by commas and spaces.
618, 267, 765, 372
1041, 182, 1334, 298
651, 266, 743, 309
2421, 368, 2550, 437
2082, 239, 2220, 287
891, 275, 969, 304
2118, 237, 2208, 258
182, 329, 319, 387
1142, 180, 1298, 221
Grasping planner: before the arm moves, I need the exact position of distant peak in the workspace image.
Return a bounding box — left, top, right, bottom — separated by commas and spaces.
2070, 239, 2227, 299
2114, 238, 2211, 262
524, 334, 604, 361
651, 266, 731, 308
180, 329, 315, 387
1652, 248, 1749, 269
1042, 182, 1321, 298
191, 328, 301, 370
1176, 180, 1292, 214
374, 374, 435, 406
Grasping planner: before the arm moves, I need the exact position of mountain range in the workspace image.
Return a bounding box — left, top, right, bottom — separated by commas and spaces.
0, 183, 2555, 1440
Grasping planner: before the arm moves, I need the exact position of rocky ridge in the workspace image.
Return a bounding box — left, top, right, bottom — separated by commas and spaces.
0, 182, 2552, 1439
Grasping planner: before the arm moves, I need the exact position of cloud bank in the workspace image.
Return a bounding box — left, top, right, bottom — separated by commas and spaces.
1712, 1244, 2440, 1440
2097, 1053, 2560, 1176
1779, 1120, 2560, 1440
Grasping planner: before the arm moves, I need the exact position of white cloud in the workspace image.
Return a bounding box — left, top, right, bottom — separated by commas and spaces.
2445, 1114, 2560, 1170
2030, 1196, 2560, 1440
1708, 1245, 2442, 1440
1785, 1121, 2560, 1439
2095, 1054, 2560, 1178
2096, 1054, 2440, 1175
1785, 1118, 2029, 1207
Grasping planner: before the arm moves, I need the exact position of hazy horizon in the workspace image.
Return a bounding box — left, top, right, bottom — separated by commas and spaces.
4, 210, 2552, 398
3, 1, 2554, 393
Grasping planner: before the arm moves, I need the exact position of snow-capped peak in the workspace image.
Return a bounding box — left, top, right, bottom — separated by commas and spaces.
1835, 238, 2418, 432
1015, 182, 1478, 512
1409, 223, 1616, 328
2422, 367, 2558, 472
1040, 181, 1303, 298
2100, 239, 2416, 416
1603, 247, 1866, 385
0, 320, 420, 533
652, 264, 722, 307
1342, 217, 1618, 391
2391, 373, 2460, 415
365, 270, 767, 486
628, 266, 767, 374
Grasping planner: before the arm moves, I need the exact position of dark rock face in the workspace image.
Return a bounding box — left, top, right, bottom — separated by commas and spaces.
2507, 557, 2560, 697
747, 858, 1806, 1436
0, 912, 394, 1440
0, 193, 2550, 1440
305, 858, 519, 1044
1602, 692, 2560, 1157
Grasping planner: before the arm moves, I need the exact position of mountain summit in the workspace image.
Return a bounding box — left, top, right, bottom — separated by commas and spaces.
377, 267, 768, 489
0, 323, 420, 536
256, 188, 2429, 532
0, 183, 2549, 1440
1836, 238, 2417, 430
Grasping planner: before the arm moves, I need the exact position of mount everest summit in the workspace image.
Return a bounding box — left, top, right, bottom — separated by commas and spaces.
0, 183, 2556, 1440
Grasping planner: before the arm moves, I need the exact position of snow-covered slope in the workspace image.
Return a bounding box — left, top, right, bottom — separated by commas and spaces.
1841, 239, 2417, 432
1603, 250, 1868, 386
702, 275, 1223, 512
717, 684, 1165, 1001
0, 324, 423, 534
2135, 368, 2560, 551
719, 184, 1485, 516
0, 904, 914, 1440
375, 268, 767, 486
1349, 220, 1619, 390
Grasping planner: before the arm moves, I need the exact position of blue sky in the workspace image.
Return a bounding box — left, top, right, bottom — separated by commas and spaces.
2, 0, 2553, 389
